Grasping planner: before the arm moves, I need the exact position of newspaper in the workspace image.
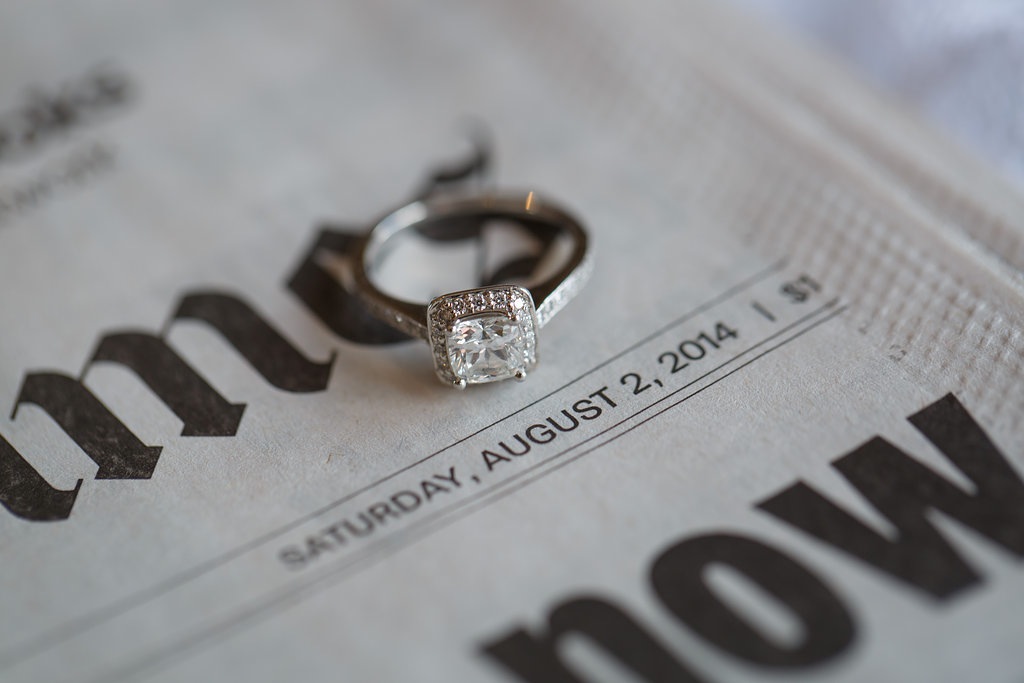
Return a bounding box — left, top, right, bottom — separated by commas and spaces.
1, 0, 1023, 681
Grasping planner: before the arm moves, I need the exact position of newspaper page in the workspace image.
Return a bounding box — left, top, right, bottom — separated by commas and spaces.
1, 1, 1023, 682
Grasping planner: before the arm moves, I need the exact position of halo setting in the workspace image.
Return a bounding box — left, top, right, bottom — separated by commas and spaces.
352, 193, 591, 388
427, 285, 538, 388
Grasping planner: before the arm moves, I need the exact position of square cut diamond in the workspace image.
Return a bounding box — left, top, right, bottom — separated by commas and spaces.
448, 313, 529, 383
427, 285, 538, 386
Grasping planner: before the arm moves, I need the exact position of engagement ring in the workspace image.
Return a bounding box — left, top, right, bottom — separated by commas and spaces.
352, 192, 591, 388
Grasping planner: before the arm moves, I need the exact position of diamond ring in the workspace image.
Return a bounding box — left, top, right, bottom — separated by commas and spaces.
352, 192, 592, 388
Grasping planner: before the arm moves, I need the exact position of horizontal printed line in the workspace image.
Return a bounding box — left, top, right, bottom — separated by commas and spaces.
0, 257, 788, 672
93, 299, 844, 683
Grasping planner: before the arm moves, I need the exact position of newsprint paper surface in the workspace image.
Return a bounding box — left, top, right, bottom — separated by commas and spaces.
2, 1, 1024, 682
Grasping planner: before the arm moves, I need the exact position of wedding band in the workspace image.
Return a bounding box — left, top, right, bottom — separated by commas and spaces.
353, 192, 592, 388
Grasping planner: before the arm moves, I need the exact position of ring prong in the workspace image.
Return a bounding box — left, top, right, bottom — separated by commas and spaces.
514, 369, 527, 382
453, 378, 468, 390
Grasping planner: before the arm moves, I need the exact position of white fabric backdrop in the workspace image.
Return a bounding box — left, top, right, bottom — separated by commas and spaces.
733, 0, 1024, 188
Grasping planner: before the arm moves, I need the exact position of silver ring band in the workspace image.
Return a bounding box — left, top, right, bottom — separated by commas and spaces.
352, 192, 592, 387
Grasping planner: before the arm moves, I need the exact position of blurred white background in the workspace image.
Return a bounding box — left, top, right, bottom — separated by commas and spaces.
733, 0, 1024, 188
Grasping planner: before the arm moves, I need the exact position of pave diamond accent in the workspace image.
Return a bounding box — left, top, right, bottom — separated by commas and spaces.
427, 285, 538, 387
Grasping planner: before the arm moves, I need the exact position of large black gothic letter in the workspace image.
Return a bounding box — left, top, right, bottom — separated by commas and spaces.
758, 393, 1024, 599
650, 533, 855, 667
173, 291, 334, 393
90, 331, 245, 436
13, 372, 162, 480
286, 229, 409, 345
481, 596, 703, 683
0, 435, 81, 521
